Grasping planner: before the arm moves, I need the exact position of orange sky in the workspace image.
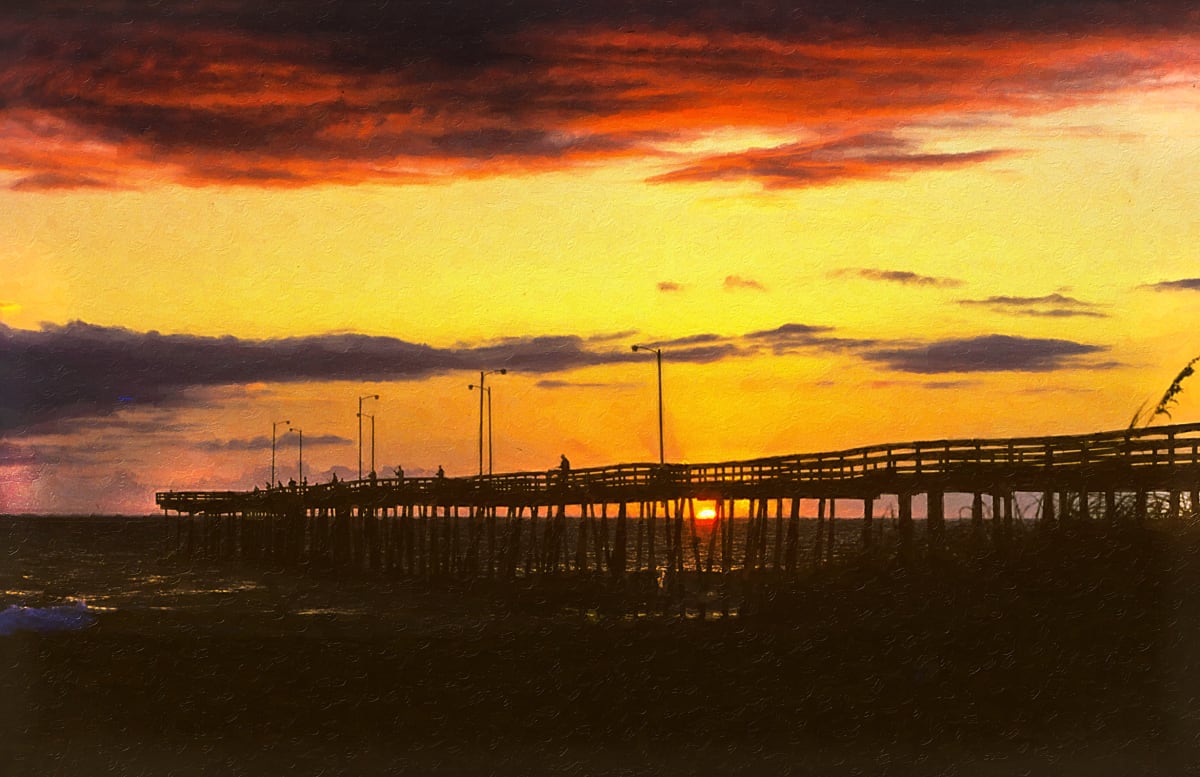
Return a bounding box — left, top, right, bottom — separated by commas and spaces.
2, 1, 1199, 513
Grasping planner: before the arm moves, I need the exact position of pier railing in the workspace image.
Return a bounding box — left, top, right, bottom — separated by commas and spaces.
158, 422, 1200, 513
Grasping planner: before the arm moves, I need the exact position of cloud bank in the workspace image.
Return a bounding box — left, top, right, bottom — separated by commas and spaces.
863, 334, 1110, 374
1, 1, 1195, 191
958, 293, 1108, 318
1, 321, 1117, 434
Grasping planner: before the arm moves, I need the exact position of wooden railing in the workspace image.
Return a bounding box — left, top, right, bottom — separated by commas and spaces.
157, 422, 1200, 511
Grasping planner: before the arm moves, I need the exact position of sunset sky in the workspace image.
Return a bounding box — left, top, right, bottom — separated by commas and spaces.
2, 0, 1199, 514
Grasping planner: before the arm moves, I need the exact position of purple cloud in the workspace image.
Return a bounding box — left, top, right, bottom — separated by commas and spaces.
863, 334, 1111, 374
832, 268, 964, 288
958, 293, 1108, 318
724, 275, 767, 291
1141, 278, 1200, 292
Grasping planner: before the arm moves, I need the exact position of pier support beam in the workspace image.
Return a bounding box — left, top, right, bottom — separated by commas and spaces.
927, 490, 945, 551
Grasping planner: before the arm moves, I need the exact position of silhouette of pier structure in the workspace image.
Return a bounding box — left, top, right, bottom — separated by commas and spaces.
157, 422, 1200, 582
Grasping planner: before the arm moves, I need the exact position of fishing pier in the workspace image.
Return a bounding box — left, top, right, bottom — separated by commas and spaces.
157, 423, 1200, 585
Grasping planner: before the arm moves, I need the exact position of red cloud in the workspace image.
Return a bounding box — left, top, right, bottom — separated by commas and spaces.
0, 5, 1195, 190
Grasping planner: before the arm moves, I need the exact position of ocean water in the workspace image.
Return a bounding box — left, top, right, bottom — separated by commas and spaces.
1, 514, 1194, 776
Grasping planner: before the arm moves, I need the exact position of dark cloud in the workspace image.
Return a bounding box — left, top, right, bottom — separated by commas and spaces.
196, 434, 351, 452
647, 333, 726, 348
1141, 278, 1200, 292
651, 133, 1012, 190
724, 275, 767, 291
958, 293, 1108, 318
0, 321, 766, 433
536, 379, 629, 390
863, 334, 1110, 374
832, 268, 964, 288
1, 2, 1191, 189
0, 320, 1126, 436
745, 323, 877, 354
584, 330, 640, 343
11, 172, 122, 192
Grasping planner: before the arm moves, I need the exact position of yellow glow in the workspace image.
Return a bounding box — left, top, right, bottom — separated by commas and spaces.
3, 86, 1200, 512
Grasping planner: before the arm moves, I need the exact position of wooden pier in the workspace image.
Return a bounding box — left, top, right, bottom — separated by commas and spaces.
157, 422, 1200, 586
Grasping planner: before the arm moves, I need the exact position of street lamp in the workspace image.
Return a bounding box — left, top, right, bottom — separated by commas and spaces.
363, 413, 376, 476
472, 369, 507, 477
467, 384, 494, 475
271, 419, 291, 488
357, 393, 379, 481
289, 427, 303, 485
631, 344, 665, 465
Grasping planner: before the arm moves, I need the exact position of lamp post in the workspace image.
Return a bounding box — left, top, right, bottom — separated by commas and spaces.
271, 419, 290, 488
467, 385, 494, 475
472, 369, 506, 476
357, 393, 379, 481
289, 427, 303, 485
363, 413, 376, 476
632, 344, 665, 465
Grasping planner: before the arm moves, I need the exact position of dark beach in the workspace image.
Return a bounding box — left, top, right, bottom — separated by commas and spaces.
1, 515, 1198, 776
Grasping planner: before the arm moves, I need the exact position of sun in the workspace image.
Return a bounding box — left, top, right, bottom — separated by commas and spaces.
696, 504, 717, 521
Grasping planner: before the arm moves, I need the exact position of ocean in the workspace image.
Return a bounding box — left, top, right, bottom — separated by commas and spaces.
1, 514, 1197, 776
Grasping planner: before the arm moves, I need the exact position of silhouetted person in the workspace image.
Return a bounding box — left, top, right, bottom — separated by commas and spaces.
368, 470, 377, 485
436, 465, 445, 480
330, 472, 339, 485
393, 465, 404, 480
288, 478, 296, 490
560, 454, 570, 473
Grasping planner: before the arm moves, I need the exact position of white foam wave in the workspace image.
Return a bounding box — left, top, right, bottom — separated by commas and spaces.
0, 601, 97, 636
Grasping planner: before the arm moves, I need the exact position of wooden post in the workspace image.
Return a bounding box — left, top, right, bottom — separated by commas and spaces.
784, 497, 800, 572
722, 499, 734, 575
1135, 491, 1148, 524
368, 508, 381, 572
898, 493, 913, 556
759, 499, 770, 570
825, 498, 836, 563
861, 497, 873, 551
1059, 491, 1072, 523
972, 493, 984, 534
773, 498, 784, 572
927, 489, 944, 550
527, 505, 539, 575
1104, 491, 1117, 524
1169, 491, 1181, 521
576, 506, 589, 573
594, 503, 609, 573
612, 502, 627, 577
634, 504, 645, 573
706, 501, 721, 574
813, 498, 826, 565
1078, 488, 1091, 522
646, 501, 657, 577
1041, 491, 1055, 526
